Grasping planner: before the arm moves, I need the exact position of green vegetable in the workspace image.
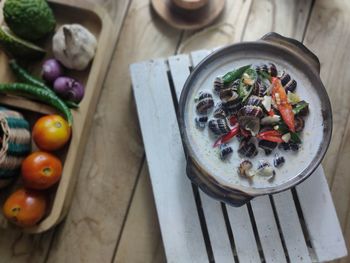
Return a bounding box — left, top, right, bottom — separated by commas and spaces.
258, 71, 271, 81
238, 68, 258, 102
290, 132, 301, 144
3, 0, 56, 41
0, 26, 46, 60
293, 100, 309, 115
9, 60, 78, 109
274, 122, 302, 144
0, 83, 73, 125
222, 65, 251, 85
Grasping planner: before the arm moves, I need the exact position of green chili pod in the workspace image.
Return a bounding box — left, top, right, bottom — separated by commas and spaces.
0, 83, 73, 125
222, 64, 251, 84
9, 60, 79, 109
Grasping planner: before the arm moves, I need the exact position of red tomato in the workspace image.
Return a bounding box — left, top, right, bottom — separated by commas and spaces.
33, 115, 71, 151
3, 188, 47, 227
22, 152, 62, 190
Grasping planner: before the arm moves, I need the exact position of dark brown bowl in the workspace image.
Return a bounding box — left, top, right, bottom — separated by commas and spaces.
178, 32, 332, 206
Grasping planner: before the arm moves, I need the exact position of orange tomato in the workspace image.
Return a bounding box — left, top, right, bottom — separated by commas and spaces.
3, 188, 47, 227
22, 151, 62, 190
33, 115, 71, 151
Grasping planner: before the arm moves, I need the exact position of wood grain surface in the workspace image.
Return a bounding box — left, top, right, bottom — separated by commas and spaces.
1, 0, 349, 262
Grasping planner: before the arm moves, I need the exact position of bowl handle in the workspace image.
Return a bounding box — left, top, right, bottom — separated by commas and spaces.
260, 32, 320, 74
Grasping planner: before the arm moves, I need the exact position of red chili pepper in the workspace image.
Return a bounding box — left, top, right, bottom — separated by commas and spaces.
271, 77, 295, 132
213, 125, 240, 147
268, 109, 275, 117
256, 130, 284, 143
229, 116, 238, 126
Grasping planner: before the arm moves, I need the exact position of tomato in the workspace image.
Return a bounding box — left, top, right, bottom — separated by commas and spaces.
33, 115, 71, 151
3, 188, 47, 227
22, 151, 62, 190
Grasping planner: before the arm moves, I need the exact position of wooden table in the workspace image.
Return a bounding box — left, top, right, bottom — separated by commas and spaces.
1, 0, 350, 262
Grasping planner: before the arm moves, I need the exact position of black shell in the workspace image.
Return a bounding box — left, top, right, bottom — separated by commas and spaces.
280, 71, 291, 86
285, 79, 297, 93
213, 103, 227, 119
279, 71, 297, 92
255, 63, 277, 77
238, 139, 258, 158
253, 78, 268, 97
214, 77, 240, 93
238, 105, 263, 135
238, 105, 263, 118
196, 92, 214, 114
221, 90, 242, 113
208, 118, 231, 136
273, 154, 285, 168
295, 117, 305, 132
279, 142, 299, 151
195, 116, 208, 129
213, 77, 224, 93
220, 144, 233, 160
246, 95, 263, 106
258, 140, 277, 155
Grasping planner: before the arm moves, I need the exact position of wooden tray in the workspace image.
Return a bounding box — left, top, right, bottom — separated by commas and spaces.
130, 49, 348, 262
0, 0, 113, 233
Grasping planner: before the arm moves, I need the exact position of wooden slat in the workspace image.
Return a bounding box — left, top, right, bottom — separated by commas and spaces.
226, 205, 261, 263
190, 50, 211, 67
168, 55, 191, 100
114, 162, 166, 263
46, 0, 182, 262
296, 167, 347, 262
130, 59, 208, 262
251, 196, 287, 263
169, 51, 235, 262
273, 191, 311, 262
200, 194, 236, 263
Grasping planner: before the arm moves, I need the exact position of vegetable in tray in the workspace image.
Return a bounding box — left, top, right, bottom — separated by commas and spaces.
194, 63, 310, 181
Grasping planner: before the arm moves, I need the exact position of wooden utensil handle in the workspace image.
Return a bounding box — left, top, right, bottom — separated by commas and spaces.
260, 32, 321, 74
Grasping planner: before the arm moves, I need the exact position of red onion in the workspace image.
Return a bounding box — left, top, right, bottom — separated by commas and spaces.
42, 59, 64, 83
53, 77, 85, 103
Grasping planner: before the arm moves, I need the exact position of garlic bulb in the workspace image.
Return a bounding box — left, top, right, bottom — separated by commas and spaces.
53, 24, 97, 70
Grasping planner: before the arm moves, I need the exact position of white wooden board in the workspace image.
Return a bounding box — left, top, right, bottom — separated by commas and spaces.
130, 50, 347, 263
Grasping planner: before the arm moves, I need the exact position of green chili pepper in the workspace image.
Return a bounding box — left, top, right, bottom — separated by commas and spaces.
222, 65, 251, 85
0, 83, 73, 126
290, 132, 301, 144
238, 68, 258, 102
292, 100, 309, 115
9, 60, 79, 109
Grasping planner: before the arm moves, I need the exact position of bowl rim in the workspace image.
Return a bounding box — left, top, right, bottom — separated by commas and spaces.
178, 41, 333, 197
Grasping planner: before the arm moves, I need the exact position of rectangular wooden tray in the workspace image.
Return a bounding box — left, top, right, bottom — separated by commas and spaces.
0, 0, 114, 233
